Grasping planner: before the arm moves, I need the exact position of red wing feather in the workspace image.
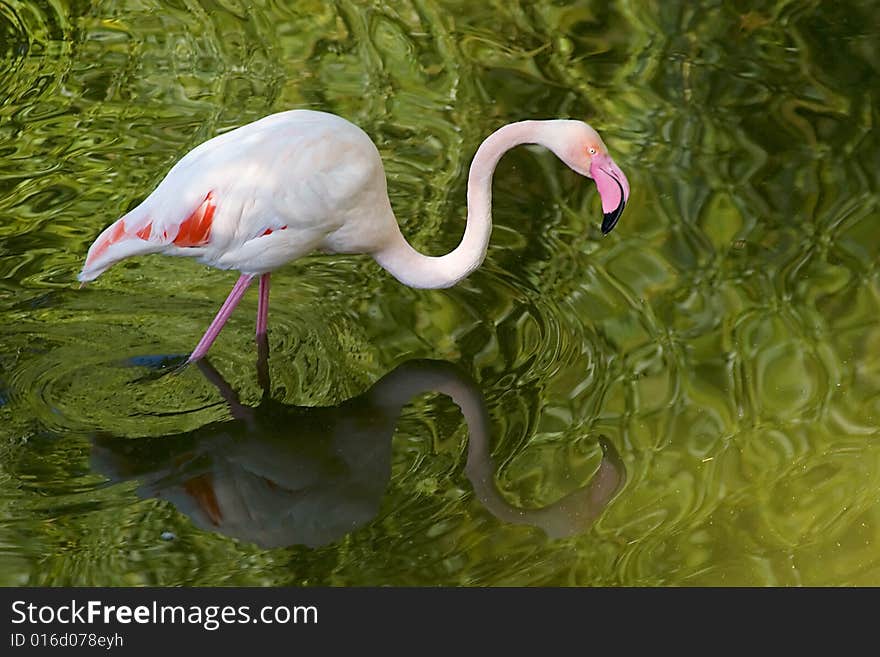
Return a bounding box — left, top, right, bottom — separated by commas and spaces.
136, 223, 152, 240
173, 191, 216, 247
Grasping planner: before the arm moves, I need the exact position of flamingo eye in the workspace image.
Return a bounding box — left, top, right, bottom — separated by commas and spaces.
588, 147, 597, 155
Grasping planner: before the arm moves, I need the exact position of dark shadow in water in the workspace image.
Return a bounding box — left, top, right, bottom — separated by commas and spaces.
91, 356, 625, 548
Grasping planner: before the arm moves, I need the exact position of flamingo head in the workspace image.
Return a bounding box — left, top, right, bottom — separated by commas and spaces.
542, 120, 630, 235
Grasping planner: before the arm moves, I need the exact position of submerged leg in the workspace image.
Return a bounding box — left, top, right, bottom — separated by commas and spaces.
187, 274, 254, 363
256, 273, 270, 338
256, 331, 270, 396
256, 273, 271, 395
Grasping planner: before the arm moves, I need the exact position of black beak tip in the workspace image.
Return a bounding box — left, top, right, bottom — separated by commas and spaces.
601, 201, 625, 235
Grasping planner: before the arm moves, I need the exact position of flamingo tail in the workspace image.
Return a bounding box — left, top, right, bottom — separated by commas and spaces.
78, 211, 163, 283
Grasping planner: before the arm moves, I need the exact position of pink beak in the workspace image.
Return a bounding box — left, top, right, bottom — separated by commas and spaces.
589, 154, 630, 234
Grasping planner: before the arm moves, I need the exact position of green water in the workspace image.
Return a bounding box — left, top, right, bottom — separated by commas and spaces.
1, 0, 879, 586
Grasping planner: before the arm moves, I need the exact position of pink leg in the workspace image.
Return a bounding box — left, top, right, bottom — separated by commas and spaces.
187, 274, 254, 363
256, 273, 270, 337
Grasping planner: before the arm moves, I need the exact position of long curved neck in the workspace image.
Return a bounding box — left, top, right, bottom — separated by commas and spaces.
373, 121, 552, 289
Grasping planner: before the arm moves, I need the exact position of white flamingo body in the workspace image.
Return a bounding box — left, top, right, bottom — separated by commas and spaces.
79, 109, 630, 362
80, 111, 395, 281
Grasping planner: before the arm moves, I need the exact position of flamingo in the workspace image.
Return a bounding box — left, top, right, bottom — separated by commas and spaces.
78, 110, 629, 362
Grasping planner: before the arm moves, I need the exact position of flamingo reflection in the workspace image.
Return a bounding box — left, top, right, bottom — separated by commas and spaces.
92, 358, 625, 548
